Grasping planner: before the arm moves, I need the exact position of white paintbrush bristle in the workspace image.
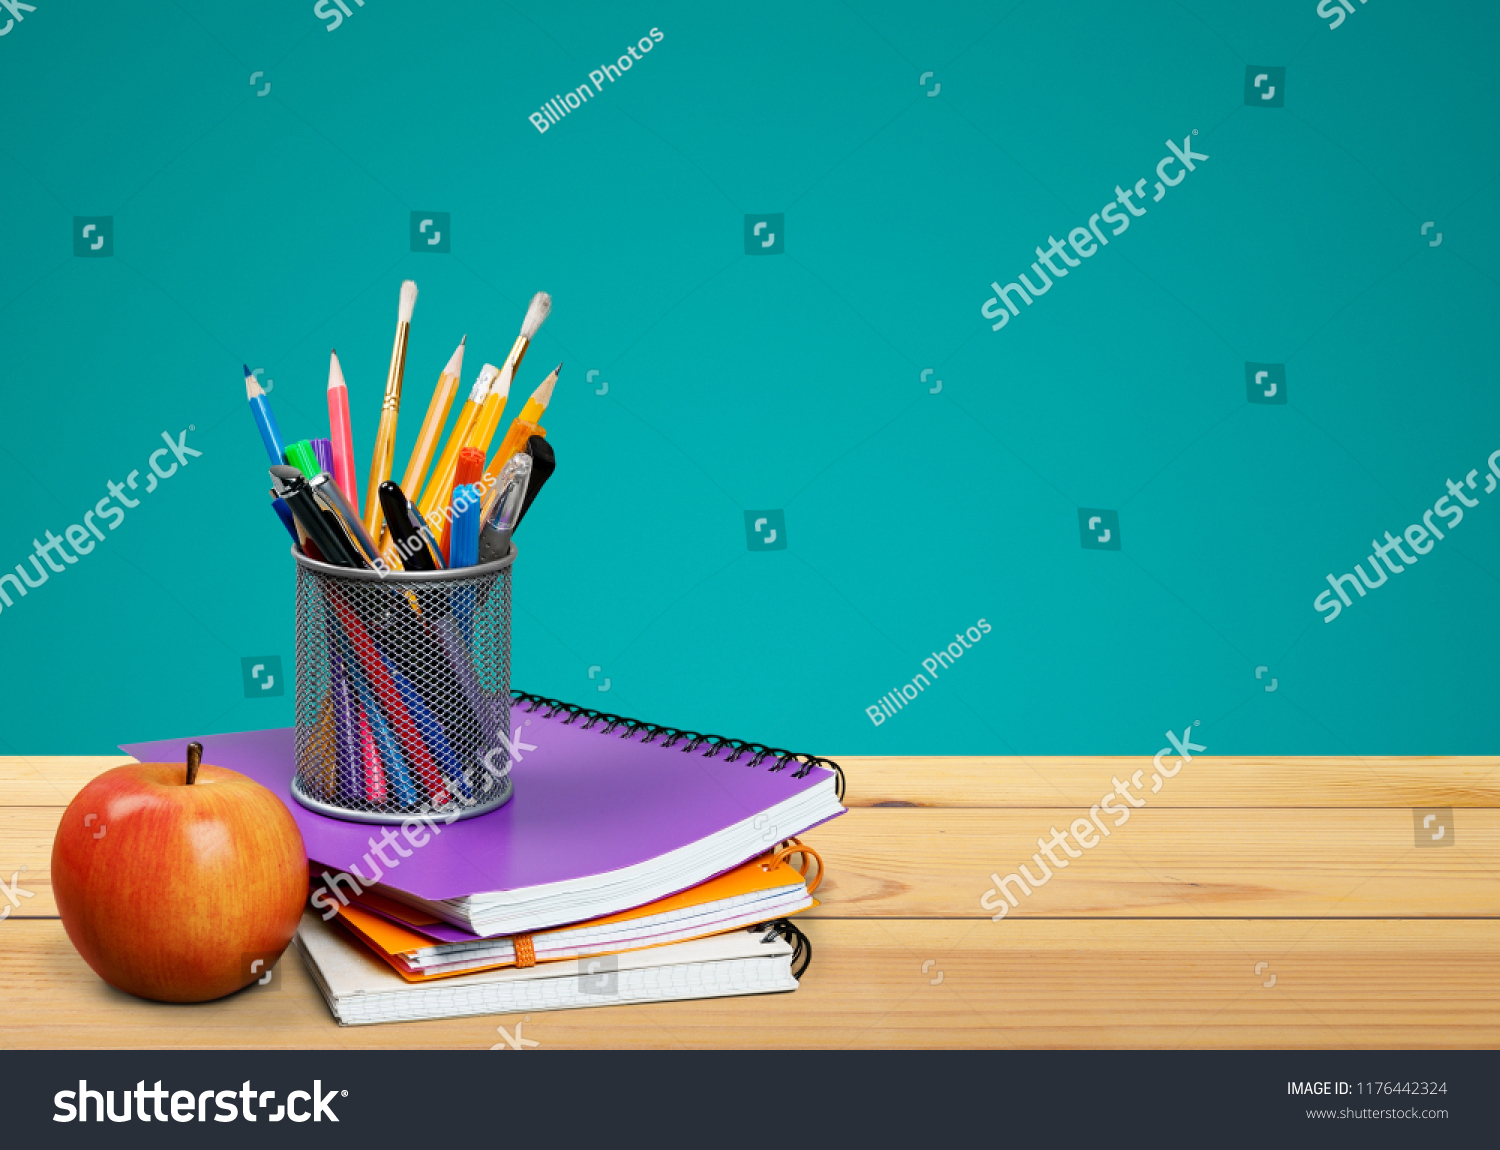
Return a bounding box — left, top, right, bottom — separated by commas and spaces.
398, 280, 419, 324
519, 291, 551, 339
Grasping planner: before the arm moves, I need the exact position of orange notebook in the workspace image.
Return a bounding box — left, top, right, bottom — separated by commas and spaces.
332, 847, 822, 982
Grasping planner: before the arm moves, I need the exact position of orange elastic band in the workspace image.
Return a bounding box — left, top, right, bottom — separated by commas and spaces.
513, 934, 536, 968
762, 838, 824, 895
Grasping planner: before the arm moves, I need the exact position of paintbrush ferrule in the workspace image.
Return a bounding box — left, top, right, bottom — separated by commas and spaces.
385, 321, 411, 402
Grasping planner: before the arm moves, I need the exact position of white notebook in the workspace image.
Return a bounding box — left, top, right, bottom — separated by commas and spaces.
295, 912, 799, 1026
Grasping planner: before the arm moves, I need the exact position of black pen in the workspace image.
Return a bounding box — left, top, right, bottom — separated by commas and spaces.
270, 466, 362, 568
515, 435, 554, 528
310, 471, 383, 568
378, 481, 437, 572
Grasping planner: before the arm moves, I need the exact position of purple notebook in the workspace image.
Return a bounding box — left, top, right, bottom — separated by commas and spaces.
121, 703, 843, 905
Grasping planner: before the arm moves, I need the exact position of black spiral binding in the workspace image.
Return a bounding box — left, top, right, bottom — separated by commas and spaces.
755, 919, 812, 980
510, 690, 847, 802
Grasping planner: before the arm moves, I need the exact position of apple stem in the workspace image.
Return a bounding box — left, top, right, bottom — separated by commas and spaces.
186, 742, 202, 786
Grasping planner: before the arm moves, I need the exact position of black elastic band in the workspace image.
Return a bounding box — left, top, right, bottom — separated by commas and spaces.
510, 690, 846, 801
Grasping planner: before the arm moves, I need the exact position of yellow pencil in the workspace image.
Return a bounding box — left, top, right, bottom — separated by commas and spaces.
463, 292, 551, 458
401, 335, 466, 504
362, 280, 418, 538
483, 365, 560, 485
418, 362, 500, 532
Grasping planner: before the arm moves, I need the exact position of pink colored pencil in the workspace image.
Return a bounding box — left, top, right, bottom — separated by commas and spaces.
358, 711, 385, 803
327, 349, 358, 505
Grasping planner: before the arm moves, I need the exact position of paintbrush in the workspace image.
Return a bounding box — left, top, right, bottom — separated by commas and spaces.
362, 279, 418, 538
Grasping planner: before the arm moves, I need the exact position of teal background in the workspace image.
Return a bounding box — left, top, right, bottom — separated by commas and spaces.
1, 1, 1497, 756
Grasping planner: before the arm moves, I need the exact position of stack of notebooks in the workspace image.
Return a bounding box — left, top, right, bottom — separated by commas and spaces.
124, 695, 845, 1025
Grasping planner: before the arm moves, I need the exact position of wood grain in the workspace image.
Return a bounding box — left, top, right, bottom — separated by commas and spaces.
837, 755, 1500, 808
3, 918, 1495, 1049
6, 805, 1497, 920
803, 808, 1500, 919
6, 754, 1499, 1048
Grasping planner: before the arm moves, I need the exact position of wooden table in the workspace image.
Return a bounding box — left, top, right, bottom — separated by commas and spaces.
4, 754, 1498, 1048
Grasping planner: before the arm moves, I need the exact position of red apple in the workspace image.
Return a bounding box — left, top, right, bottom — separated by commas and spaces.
52, 743, 307, 1003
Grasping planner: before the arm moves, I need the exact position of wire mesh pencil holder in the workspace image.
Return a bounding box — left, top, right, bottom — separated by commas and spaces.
291, 545, 516, 824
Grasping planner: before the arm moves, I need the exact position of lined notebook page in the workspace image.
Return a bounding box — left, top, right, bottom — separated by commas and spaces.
296, 913, 797, 1025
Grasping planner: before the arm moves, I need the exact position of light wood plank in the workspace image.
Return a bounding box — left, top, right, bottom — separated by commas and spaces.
10, 754, 1500, 809
0, 757, 134, 807
838, 755, 1500, 808
3, 918, 1496, 1049
798, 808, 1500, 919
7, 806, 1497, 920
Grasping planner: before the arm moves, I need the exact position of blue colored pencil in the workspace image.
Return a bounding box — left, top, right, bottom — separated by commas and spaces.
244, 365, 285, 465
389, 662, 473, 801
270, 496, 299, 542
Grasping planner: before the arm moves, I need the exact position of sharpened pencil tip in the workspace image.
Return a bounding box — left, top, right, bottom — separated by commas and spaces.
243, 364, 252, 376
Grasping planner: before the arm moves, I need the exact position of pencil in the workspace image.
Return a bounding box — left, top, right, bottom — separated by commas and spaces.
244, 365, 285, 465
482, 364, 559, 485
400, 335, 466, 506
335, 623, 417, 808
464, 292, 551, 458
418, 362, 500, 536
327, 350, 357, 505
328, 586, 449, 807
330, 647, 363, 804
362, 280, 419, 539
356, 710, 385, 805
511, 362, 560, 428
